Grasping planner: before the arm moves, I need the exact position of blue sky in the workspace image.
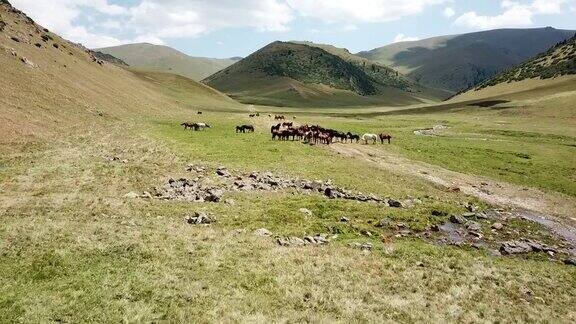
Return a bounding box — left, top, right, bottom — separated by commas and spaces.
10, 0, 576, 58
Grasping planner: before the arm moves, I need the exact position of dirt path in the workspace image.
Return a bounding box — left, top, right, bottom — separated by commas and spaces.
330, 143, 576, 245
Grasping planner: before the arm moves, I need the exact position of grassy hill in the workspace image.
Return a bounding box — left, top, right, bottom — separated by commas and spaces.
204, 41, 447, 107
97, 43, 240, 81
358, 28, 575, 92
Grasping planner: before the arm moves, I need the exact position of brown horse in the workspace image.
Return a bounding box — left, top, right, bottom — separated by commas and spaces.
379, 133, 392, 144
181, 122, 194, 130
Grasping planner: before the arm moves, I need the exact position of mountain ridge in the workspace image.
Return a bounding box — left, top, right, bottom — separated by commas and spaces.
358, 27, 576, 92
96, 43, 240, 81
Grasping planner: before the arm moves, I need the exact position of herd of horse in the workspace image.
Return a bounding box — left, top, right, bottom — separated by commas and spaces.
181, 115, 392, 145
270, 123, 391, 145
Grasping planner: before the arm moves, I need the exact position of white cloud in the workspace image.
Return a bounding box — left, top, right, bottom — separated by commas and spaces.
443, 7, 455, 18
10, 0, 294, 48
392, 33, 420, 43
454, 0, 569, 29
286, 0, 447, 23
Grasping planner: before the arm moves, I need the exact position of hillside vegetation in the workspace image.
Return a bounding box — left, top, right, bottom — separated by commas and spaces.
97, 43, 239, 81
358, 28, 575, 92
204, 41, 445, 107
476, 34, 576, 89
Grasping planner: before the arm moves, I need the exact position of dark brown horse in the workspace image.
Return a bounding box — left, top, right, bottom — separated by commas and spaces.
181, 122, 194, 130
236, 125, 255, 133
379, 133, 392, 144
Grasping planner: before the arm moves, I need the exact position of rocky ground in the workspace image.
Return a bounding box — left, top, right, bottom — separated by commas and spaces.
128, 164, 576, 265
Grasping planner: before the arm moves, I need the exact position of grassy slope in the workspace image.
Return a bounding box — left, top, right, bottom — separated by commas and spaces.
1, 3, 575, 322
97, 43, 238, 81
358, 28, 575, 92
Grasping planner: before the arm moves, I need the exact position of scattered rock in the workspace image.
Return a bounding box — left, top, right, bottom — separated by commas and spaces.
186, 212, 214, 225
450, 214, 466, 224
500, 240, 557, 255
491, 222, 504, 230
254, 228, 272, 237
299, 208, 312, 216
205, 188, 223, 202
277, 237, 306, 247
304, 235, 329, 245
340, 216, 350, 222
348, 242, 373, 251
466, 221, 482, 232
0, 20, 6, 32
564, 258, 576, 266
154, 168, 398, 205
224, 198, 236, 206
387, 199, 403, 208
375, 218, 392, 228
10, 36, 19, 42
186, 164, 206, 173
216, 166, 231, 177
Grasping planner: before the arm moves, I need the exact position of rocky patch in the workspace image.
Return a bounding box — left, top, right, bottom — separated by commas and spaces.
348, 242, 373, 251
148, 165, 404, 205
499, 240, 557, 255
186, 212, 215, 225
277, 234, 329, 247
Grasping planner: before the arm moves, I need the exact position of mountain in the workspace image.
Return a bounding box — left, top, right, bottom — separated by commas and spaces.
476, 34, 576, 89
203, 41, 447, 107
96, 43, 240, 81
358, 27, 575, 93
450, 34, 576, 102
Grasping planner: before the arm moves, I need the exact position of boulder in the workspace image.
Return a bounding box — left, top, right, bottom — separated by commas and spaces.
277, 237, 306, 247
500, 241, 532, 255
254, 228, 272, 237
491, 222, 504, 230
205, 189, 223, 202
450, 214, 466, 224
186, 212, 214, 225
298, 208, 312, 216
388, 199, 403, 208
564, 258, 576, 266
216, 167, 231, 177
465, 221, 481, 232
124, 192, 139, 199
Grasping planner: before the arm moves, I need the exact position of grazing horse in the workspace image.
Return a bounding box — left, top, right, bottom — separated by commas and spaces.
193, 122, 210, 131
197, 111, 203, 115
249, 114, 256, 118
181, 122, 194, 130
236, 125, 255, 133
379, 133, 392, 144
361, 134, 378, 144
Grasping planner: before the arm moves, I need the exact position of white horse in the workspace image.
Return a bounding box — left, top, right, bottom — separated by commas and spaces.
361, 133, 378, 144
194, 122, 211, 131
